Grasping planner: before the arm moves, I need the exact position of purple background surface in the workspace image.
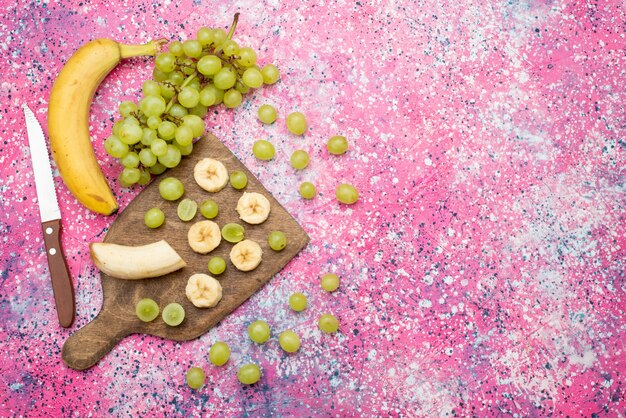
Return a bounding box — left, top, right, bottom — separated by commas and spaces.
1, 0, 625, 416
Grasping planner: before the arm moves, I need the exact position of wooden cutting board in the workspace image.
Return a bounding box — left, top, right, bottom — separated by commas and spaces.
62, 134, 309, 370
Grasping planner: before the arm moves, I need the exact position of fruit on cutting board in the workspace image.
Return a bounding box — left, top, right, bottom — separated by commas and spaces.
48, 38, 165, 215
221, 223, 245, 243
135, 298, 160, 322
187, 220, 221, 254
193, 158, 229, 192
162, 303, 185, 326
236, 192, 271, 224
230, 239, 263, 271
90, 240, 186, 279
185, 273, 223, 308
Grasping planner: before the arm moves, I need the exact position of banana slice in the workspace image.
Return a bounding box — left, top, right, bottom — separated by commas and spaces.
236, 192, 271, 224
230, 239, 263, 271
188, 220, 221, 254
194, 158, 229, 192
185, 273, 223, 308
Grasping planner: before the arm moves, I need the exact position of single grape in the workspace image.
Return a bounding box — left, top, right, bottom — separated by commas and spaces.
137, 169, 151, 185
138, 148, 157, 167
146, 116, 161, 130
149, 162, 168, 175
238, 364, 261, 385
118, 123, 143, 145
182, 115, 205, 137
135, 298, 159, 322
221, 40, 239, 57
144, 207, 165, 228
151, 138, 168, 157
168, 103, 189, 118
200, 199, 219, 219
124, 116, 140, 126
104, 135, 129, 158
290, 150, 310, 170
152, 67, 169, 82
248, 320, 270, 344
209, 341, 230, 366
197, 54, 222, 76
327, 135, 349, 155
160, 83, 176, 99
289, 292, 307, 312
155, 52, 176, 73
182, 39, 202, 58
199, 87, 217, 106
252, 140, 275, 160
321, 273, 340, 292
268, 231, 287, 251
177, 198, 198, 221
257, 104, 277, 124
261, 64, 280, 84
335, 184, 359, 204
189, 104, 208, 118
214, 68, 237, 90
174, 125, 194, 147
168, 40, 184, 57
235, 81, 250, 95
141, 128, 157, 146
230, 171, 248, 190
286, 112, 307, 135
223, 89, 242, 108
162, 303, 185, 326
120, 167, 141, 185
237, 47, 257, 67
157, 121, 177, 141
221, 223, 245, 243
208, 256, 226, 275
176, 141, 194, 156
186, 367, 205, 389
178, 87, 200, 109
197, 27, 214, 45
279, 330, 300, 353
212, 28, 227, 46
168, 70, 186, 86
142, 80, 162, 96
119, 100, 137, 117
158, 144, 182, 168
318, 314, 339, 334
242, 68, 264, 88
299, 182, 317, 199
159, 177, 185, 201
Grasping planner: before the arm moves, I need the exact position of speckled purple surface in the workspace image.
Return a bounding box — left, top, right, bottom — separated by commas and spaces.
1, 0, 625, 416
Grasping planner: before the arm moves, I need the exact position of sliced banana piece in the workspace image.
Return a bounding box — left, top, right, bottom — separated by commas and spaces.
194, 158, 229, 192
185, 273, 223, 308
230, 239, 263, 271
188, 220, 221, 254
236, 192, 271, 224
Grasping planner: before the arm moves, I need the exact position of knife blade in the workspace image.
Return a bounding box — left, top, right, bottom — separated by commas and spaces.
24, 104, 75, 328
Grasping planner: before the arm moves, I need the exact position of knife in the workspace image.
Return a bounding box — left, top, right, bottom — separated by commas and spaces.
23, 104, 75, 328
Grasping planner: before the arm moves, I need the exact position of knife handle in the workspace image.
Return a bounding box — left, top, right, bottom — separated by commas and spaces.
42, 219, 75, 328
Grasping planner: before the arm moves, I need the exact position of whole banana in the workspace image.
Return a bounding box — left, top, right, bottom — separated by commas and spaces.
48, 38, 164, 215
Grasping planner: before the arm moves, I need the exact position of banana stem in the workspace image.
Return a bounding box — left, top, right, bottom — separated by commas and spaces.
118, 39, 167, 58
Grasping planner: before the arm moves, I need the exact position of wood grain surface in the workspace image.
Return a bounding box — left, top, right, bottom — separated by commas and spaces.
62, 134, 309, 370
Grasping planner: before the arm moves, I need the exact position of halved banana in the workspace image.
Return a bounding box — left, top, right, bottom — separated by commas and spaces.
194, 158, 229, 192
188, 220, 221, 254
230, 239, 263, 271
236, 192, 271, 224
185, 273, 223, 308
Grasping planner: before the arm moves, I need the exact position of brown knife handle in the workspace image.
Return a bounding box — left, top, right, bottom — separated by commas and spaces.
42, 219, 75, 328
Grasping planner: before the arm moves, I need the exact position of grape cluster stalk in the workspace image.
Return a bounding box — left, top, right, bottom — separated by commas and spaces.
104, 13, 280, 187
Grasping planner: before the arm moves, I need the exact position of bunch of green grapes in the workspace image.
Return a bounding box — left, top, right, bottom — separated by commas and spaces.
104, 13, 280, 187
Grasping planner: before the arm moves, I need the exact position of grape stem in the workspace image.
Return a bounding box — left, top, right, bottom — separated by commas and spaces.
227, 13, 240, 40
164, 71, 198, 113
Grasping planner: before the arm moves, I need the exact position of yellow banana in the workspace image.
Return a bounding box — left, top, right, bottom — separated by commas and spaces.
48, 38, 164, 215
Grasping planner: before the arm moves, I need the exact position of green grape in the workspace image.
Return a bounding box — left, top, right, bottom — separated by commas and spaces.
237, 364, 261, 385
104, 135, 129, 158
178, 87, 200, 108
142, 80, 161, 96
189, 105, 208, 118
117, 172, 132, 188
290, 150, 310, 170
206, 84, 225, 105
214, 68, 237, 90
155, 52, 176, 72
112, 120, 124, 136
121, 167, 141, 185
157, 121, 177, 140
318, 314, 339, 334
141, 128, 157, 146
151, 138, 168, 157
176, 141, 194, 156
248, 320, 270, 344
168, 103, 189, 118
299, 182, 317, 199
186, 367, 205, 389
237, 47, 257, 67
160, 83, 176, 99
289, 293, 307, 312
268, 231, 287, 251
175, 125, 194, 147
235, 81, 250, 95
261, 64, 280, 84
279, 330, 300, 353
321, 273, 340, 292
135, 298, 159, 322
168, 40, 184, 57
286, 112, 307, 135
257, 105, 277, 124
252, 140, 275, 160
138, 148, 157, 167
124, 116, 140, 126
209, 341, 230, 366
200, 199, 219, 219
177, 198, 197, 221
223, 89, 242, 108
180, 59, 196, 76
221, 39, 239, 57
327, 135, 349, 155
208, 256, 226, 275
118, 123, 143, 145
121, 152, 139, 168
221, 223, 244, 243
182, 39, 202, 58
137, 169, 151, 185
197, 55, 222, 76
152, 67, 169, 82
212, 28, 227, 46
230, 171, 248, 190
187, 77, 201, 91
159, 177, 185, 201
119, 100, 137, 117
197, 27, 213, 46
168, 70, 186, 86
139, 96, 167, 118
149, 162, 167, 175
242, 68, 263, 88
335, 183, 359, 204
158, 145, 182, 168
162, 303, 185, 326
199, 87, 217, 106
146, 116, 161, 130
144, 207, 165, 228
182, 115, 205, 137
